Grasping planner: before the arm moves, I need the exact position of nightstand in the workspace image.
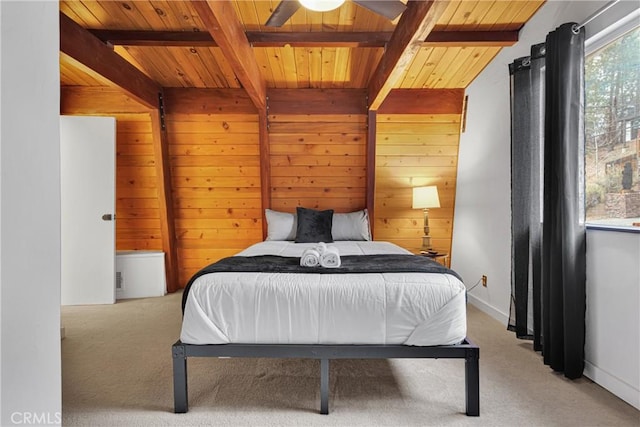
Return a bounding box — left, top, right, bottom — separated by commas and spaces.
412, 249, 450, 268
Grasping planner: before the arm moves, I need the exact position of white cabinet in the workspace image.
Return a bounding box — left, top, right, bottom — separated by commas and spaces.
115, 251, 166, 299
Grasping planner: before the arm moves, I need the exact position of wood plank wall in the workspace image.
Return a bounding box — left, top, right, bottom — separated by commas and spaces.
374, 89, 465, 256
267, 89, 369, 213
163, 88, 262, 285
115, 113, 164, 251
268, 115, 368, 212
166, 112, 263, 285
62, 87, 464, 288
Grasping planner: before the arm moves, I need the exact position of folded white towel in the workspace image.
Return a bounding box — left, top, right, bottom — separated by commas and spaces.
316, 242, 327, 254
300, 248, 321, 267
319, 244, 341, 268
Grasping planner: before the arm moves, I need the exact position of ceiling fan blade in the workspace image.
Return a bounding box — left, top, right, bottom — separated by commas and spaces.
353, 0, 407, 21
265, 0, 302, 27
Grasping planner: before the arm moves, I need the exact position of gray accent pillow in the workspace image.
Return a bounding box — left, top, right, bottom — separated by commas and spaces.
265, 209, 296, 241
332, 209, 371, 241
295, 207, 334, 243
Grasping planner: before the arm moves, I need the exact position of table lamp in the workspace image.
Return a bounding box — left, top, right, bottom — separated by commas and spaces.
412, 186, 440, 251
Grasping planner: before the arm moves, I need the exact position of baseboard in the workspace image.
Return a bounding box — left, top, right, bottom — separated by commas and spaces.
466, 293, 509, 325
584, 361, 640, 410
466, 295, 639, 410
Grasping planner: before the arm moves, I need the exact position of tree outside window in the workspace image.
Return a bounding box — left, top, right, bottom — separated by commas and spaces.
585, 26, 640, 226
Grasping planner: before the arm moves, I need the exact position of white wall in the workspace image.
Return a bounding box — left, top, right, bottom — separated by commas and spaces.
452, 0, 640, 409
0, 1, 62, 425
584, 229, 640, 409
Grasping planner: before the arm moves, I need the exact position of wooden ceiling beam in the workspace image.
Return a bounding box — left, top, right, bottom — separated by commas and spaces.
190, 0, 266, 111
258, 111, 271, 239
423, 31, 519, 47
367, 0, 450, 111
150, 99, 180, 294
366, 110, 377, 238
163, 88, 257, 115
378, 89, 465, 114
249, 31, 389, 48
89, 29, 518, 48
90, 29, 215, 47
60, 12, 160, 109
267, 89, 367, 115
61, 87, 152, 115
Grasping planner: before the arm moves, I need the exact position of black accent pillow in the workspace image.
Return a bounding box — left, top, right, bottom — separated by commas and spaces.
295, 207, 334, 243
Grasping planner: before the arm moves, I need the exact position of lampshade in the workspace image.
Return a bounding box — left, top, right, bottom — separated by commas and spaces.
412, 186, 440, 209
298, 0, 346, 12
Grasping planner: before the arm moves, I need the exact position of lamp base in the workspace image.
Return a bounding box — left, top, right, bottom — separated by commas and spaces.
421, 208, 433, 251
421, 235, 432, 252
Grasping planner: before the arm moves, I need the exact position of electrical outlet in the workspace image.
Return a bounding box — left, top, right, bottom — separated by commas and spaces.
482, 275, 487, 287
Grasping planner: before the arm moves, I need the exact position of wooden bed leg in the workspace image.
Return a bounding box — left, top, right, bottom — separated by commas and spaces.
172, 343, 188, 413
320, 358, 329, 415
465, 347, 480, 416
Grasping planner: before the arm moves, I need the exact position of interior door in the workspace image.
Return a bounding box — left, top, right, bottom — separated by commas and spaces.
60, 116, 116, 305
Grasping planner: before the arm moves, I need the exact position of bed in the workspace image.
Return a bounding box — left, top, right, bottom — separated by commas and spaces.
172, 208, 479, 415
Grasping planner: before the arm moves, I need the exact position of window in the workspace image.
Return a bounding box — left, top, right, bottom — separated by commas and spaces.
584, 25, 640, 227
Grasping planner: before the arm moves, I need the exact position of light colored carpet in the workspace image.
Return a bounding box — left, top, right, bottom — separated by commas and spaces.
61, 291, 639, 426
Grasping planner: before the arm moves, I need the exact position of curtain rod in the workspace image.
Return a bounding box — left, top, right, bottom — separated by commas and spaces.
572, 0, 621, 34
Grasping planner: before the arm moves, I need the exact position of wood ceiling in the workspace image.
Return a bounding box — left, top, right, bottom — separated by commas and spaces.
60, 0, 545, 94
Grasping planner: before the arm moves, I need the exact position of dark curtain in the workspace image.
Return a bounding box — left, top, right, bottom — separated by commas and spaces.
508, 23, 586, 379
508, 44, 545, 344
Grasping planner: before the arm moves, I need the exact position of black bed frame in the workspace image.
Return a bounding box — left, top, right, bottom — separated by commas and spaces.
172, 338, 480, 416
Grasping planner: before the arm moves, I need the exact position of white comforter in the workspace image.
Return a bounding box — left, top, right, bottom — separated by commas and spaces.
180, 241, 467, 346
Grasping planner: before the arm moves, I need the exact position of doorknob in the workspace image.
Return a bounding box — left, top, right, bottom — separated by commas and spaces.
101, 214, 115, 221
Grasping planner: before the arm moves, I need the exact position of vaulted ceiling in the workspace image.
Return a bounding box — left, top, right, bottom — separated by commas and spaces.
60, 0, 545, 102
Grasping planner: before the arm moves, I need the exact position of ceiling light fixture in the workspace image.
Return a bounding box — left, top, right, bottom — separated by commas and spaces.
298, 0, 346, 12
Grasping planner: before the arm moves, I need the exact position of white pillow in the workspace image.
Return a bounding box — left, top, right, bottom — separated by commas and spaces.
265, 209, 296, 241
331, 209, 371, 241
